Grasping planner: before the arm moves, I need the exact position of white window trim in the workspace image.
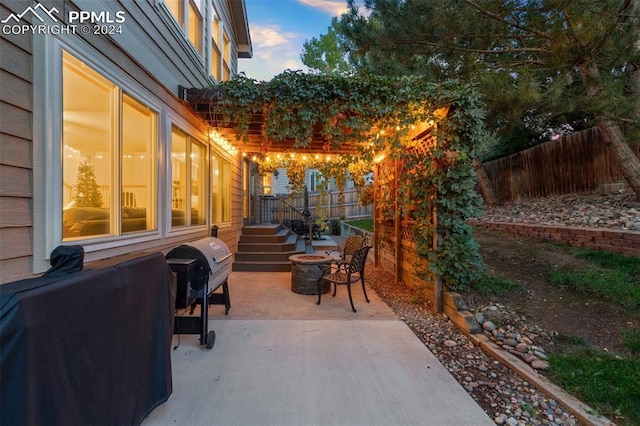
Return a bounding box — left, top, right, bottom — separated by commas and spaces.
159, 0, 206, 65
208, 0, 223, 78
33, 35, 165, 273
211, 148, 233, 225
164, 110, 211, 234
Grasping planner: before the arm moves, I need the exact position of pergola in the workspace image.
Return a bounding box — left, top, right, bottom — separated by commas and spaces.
185, 87, 365, 155
181, 74, 485, 315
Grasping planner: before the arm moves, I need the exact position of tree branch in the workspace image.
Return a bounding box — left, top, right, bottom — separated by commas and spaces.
461, 0, 554, 41
396, 39, 548, 55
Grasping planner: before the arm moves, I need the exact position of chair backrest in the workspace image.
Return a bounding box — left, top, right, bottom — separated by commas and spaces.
291, 219, 308, 234
348, 245, 370, 275
343, 235, 364, 259
122, 191, 136, 207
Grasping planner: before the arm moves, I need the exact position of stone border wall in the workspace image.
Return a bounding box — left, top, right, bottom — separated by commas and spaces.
340, 222, 373, 243
472, 221, 640, 257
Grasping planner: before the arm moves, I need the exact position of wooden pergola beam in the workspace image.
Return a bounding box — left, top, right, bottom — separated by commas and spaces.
186, 88, 361, 155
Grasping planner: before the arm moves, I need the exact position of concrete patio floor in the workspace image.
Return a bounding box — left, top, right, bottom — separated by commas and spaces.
143, 241, 493, 426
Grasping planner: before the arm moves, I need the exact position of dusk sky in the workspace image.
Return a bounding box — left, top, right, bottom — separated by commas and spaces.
237, 0, 351, 81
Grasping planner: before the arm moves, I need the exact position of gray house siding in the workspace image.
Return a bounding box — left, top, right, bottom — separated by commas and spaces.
0, 0, 251, 284
0, 1, 34, 283
274, 168, 356, 195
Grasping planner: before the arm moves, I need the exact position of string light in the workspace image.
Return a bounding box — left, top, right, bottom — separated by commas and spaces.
209, 129, 239, 156
374, 153, 386, 163
245, 152, 343, 166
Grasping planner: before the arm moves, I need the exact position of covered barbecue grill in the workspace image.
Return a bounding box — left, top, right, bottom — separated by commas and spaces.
166, 233, 233, 349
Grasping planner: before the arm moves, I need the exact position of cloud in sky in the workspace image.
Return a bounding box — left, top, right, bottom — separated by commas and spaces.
298, 0, 349, 16
238, 0, 354, 81
252, 24, 297, 48
239, 24, 304, 81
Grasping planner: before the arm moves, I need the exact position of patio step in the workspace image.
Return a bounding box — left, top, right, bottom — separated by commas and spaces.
241, 224, 283, 235
234, 249, 303, 262
231, 261, 294, 272
238, 228, 290, 244
233, 225, 305, 272
237, 233, 299, 252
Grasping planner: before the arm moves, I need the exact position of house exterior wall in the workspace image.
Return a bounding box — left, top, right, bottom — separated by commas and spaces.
0, 1, 34, 282
0, 0, 252, 284
274, 168, 356, 195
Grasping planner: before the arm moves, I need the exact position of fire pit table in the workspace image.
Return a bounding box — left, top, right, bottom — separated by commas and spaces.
289, 254, 333, 295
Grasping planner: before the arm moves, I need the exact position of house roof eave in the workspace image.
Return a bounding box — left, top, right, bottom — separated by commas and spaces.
230, 0, 253, 59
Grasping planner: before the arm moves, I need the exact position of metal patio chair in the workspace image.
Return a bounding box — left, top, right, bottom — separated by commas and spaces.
317, 245, 371, 313
326, 235, 364, 267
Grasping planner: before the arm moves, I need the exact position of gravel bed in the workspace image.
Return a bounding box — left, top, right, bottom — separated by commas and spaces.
335, 190, 636, 424
364, 264, 581, 426
479, 189, 639, 230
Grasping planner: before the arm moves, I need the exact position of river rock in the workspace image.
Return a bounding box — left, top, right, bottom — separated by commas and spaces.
482, 320, 497, 331
503, 338, 518, 347
534, 350, 548, 360
531, 360, 549, 370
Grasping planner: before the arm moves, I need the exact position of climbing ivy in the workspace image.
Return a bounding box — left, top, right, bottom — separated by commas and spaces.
211, 72, 488, 290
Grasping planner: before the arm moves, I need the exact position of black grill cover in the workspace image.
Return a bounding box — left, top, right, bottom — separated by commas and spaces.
43, 245, 84, 277
0, 252, 176, 425
165, 245, 211, 291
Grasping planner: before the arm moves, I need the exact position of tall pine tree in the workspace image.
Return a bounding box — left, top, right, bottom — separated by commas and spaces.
338, 0, 640, 199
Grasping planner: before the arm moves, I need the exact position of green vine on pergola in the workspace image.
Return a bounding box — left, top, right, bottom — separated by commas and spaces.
208, 71, 488, 290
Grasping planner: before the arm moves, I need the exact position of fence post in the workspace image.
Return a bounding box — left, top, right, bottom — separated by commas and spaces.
277, 197, 283, 224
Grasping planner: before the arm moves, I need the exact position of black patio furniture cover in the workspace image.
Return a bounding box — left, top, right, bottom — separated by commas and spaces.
0, 251, 176, 425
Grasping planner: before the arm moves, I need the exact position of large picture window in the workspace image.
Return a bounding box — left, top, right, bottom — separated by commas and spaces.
171, 128, 206, 227
62, 51, 157, 240
211, 151, 231, 223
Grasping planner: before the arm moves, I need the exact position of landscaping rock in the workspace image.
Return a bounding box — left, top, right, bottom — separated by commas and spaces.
482, 320, 497, 331
364, 266, 580, 426
479, 189, 637, 231
503, 338, 518, 347
532, 360, 550, 370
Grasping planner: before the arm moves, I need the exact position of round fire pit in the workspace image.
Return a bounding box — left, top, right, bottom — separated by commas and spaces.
289, 254, 333, 295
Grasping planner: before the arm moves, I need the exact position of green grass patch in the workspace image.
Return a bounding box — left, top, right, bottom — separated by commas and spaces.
571, 248, 640, 277
548, 349, 640, 425
550, 266, 640, 309
622, 329, 640, 357
345, 218, 373, 232
555, 333, 588, 346
475, 275, 520, 296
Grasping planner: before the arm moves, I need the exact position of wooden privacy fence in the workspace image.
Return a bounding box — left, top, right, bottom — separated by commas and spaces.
259, 188, 372, 224
482, 127, 640, 202
308, 188, 372, 219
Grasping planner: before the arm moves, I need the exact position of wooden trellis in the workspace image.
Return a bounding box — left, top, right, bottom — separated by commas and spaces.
373, 133, 442, 310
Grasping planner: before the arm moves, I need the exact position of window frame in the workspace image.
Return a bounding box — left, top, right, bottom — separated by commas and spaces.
162, 0, 205, 59
169, 126, 208, 229
60, 50, 162, 242
210, 149, 232, 225
33, 37, 165, 272
222, 29, 231, 80
210, 4, 222, 80
187, 0, 204, 56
